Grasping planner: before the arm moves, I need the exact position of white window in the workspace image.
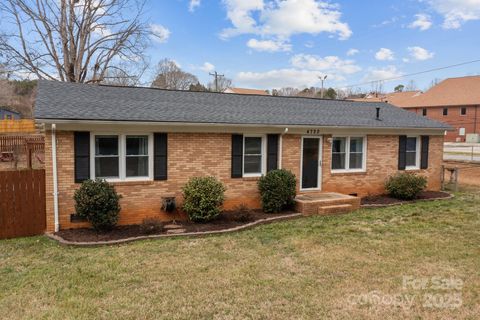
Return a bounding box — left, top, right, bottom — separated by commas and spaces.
243, 135, 266, 177
331, 136, 366, 172
94, 135, 120, 179
459, 128, 466, 136
91, 133, 153, 181
406, 136, 420, 170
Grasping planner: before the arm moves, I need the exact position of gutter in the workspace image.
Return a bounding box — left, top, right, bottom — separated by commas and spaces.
279, 128, 289, 169
51, 124, 59, 232
35, 118, 451, 132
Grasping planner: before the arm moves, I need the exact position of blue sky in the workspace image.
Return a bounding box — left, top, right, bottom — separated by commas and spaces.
144, 0, 480, 92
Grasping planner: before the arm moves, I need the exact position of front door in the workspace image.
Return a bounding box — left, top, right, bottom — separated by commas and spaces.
301, 137, 322, 190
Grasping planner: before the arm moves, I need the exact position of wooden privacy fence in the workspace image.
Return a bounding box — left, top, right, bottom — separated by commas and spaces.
0, 135, 44, 152
0, 135, 45, 168
0, 170, 46, 239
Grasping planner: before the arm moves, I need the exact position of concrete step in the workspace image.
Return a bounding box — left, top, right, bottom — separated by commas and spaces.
295, 192, 361, 216
317, 203, 353, 215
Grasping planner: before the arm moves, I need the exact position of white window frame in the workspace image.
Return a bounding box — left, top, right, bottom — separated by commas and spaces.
90, 133, 154, 182
242, 134, 266, 178
405, 136, 421, 171
331, 135, 367, 173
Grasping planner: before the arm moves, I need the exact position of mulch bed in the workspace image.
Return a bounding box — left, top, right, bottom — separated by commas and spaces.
55, 210, 296, 243
361, 191, 451, 206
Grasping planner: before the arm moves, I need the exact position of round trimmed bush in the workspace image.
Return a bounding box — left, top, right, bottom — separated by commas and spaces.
385, 173, 427, 200
258, 169, 297, 213
182, 176, 226, 222
74, 179, 122, 230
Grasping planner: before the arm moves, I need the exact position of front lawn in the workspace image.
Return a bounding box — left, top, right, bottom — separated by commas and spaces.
1, 189, 479, 319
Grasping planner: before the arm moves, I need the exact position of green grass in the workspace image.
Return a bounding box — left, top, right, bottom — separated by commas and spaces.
1, 189, 479, 319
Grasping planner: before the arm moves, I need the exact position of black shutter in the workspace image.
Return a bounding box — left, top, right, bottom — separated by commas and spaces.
420, 136, 429, 169
398, 135, 407, 170
74, 132, 90, 183
154, 133, 168, 180
267, 134, 279, 172
231, 134, 243, 178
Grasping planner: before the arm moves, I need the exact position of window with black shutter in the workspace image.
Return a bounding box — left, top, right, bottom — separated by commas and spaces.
398, 135, 407, 170
74, 132, 90, 183
154, 133, 168, 180
267, 134, 279, 172
420, 136, 429, 169
231, 134, 243, 178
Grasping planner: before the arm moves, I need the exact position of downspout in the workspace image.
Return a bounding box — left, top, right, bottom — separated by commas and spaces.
51, 124, 59, 232
279, 127, 289, 169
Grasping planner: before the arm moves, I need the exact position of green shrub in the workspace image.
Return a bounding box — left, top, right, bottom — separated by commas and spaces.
385, 173, 427, 200
182, 176, 226, 222
258, 169, 297, 213
73, 179, 122, 230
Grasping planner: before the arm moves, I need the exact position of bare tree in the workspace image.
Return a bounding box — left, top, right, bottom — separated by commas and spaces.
405, 80, 418, 91
207, 76, 232, 92
101, 62, 147, 86
0, 79, 35, 117
370, 81, 384, 96
0, 62, 11, 79
0, 0, 153, 83
276, 87, 299, 96
428, 78, 442, 90
151, 58, 199, 90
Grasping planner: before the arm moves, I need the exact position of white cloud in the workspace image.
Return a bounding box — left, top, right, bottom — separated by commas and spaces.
363, 65, 403, 82
188, 0, 201, 12
375, 48, 395, 61
304, 41, 315, 48
247, 38, 291, 52
291, 54, 361, 74
221, 0, 264, 37
424, 0, 480, 29
236, 69, 331, 89
409, 13, 433, 30
235, 53, 361, 89
347, 48, 359, 56
150, 24, 171, 43
221, 0, 352, 41
408, 46, 435, 60
189, 0, 201, 12
199, 62, 215, 72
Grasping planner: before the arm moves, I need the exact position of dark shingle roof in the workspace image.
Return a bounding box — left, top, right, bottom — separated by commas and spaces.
35, 80, 449, 130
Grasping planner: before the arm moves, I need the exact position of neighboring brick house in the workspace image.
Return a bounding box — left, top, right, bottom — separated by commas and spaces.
394, 76, 480, 142
35, 81, 449, 232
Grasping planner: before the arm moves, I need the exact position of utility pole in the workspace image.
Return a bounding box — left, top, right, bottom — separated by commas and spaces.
319, 75, 328, 98
209, 71, 224, 92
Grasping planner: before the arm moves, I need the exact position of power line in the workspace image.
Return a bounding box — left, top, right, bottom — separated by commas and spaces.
209, 71, 224, 92
343, 59, 480, 89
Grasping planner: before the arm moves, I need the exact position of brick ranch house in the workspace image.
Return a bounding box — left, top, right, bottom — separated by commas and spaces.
35, 81, 450, 232
392, 76, 480, 142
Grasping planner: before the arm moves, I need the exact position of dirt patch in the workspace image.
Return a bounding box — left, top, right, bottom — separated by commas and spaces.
361, 191, 451, 206
55, 210, 296, 243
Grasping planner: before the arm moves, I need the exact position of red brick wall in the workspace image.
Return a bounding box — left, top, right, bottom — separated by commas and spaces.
45, 131, 444, 231
406, 106, 480, 142
281, 135, 442, 197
